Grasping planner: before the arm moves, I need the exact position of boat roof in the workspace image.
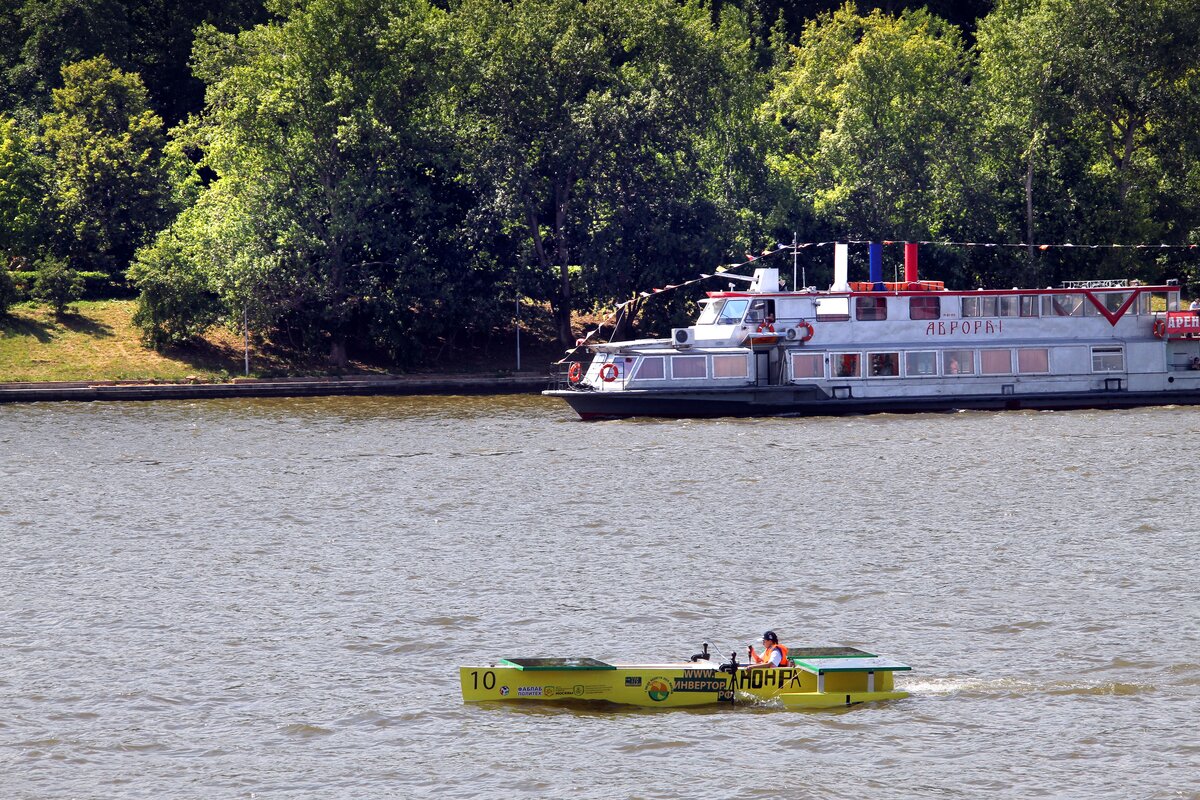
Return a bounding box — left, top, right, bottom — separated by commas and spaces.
792, 655, 911, 674
706, 283, 1178, 300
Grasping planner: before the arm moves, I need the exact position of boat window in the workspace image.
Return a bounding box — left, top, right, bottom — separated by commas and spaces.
1098, 291, 1132, 313
745, 299, 775, 324
671, 355, 707, 379
1043, 293, 1086, 317
962, 296, 998, 317
1020, 295, 1040, 316
1016, 348, 1049, 373
1144, 291, 1175, 314
791, 353, 824, 379
696, 300, 721, 325
832, 353, 861, 378
943, 349, 975, 375
634, 357, 665, 380
712, 354, 748, 379
980, 349, 1013, 374
1092, 346, 1124, 372
716, 299, 749, 325
998, 296, 1020, 316
816, 297, 850, 321
909, 296, 940, 320
905, 351, 938, 376
857, 297, 887, 321
867, 352, 900, 377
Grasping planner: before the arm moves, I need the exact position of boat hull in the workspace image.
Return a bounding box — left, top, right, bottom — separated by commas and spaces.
545, 385, 1200, 420
460, 658, 907, 709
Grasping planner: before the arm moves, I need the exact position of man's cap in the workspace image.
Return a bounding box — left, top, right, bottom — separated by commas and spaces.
762, 630, 778, 643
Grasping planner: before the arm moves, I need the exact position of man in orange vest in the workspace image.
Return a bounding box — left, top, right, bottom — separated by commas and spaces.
746, 630, 789, 669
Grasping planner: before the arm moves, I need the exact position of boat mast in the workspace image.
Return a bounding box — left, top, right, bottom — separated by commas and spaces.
792, 231, 803, 291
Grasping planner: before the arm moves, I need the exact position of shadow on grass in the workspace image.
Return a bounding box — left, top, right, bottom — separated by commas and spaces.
57, 311, 114, 338
159, 338, 247, 375
1, 314, 56, 343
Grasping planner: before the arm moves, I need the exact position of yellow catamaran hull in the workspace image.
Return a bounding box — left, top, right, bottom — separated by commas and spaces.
461, 648, 910, 709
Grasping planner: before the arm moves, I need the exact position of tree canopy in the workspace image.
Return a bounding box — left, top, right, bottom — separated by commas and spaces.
3, 0, 1200, 361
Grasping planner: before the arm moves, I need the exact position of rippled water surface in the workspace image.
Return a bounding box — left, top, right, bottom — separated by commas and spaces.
2, 396, 1199, 798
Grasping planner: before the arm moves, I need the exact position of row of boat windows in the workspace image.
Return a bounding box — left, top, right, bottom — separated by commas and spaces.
698, 293, 1156, 326
627, 346, 1126, 382
791, 347, 1124, 379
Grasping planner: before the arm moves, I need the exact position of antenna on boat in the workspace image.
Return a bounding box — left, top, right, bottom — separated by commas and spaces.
792, 231, 801, 291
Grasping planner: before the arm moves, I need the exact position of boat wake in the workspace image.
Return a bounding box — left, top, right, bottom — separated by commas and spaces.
902, 676, 1159, 698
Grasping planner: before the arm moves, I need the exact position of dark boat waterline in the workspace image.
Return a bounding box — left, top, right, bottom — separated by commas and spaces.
545, 385, 1200, 420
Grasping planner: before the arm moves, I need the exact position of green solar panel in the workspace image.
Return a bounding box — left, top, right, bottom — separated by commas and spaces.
500, 657, 615, 671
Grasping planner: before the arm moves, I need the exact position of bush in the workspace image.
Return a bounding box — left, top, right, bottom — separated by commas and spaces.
128, 232, 221, 348
32, 257, 84, 314
0, 268, 16, 316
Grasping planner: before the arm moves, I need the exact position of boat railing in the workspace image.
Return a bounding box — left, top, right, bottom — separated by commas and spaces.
1060, 279, 1134, 289
547, 361, 596, 391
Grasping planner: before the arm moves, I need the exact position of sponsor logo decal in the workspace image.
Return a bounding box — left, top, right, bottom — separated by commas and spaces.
672, 668, 727, 693
517, 686, 543, 697
646, 677, 672, 702
499, 685, 510, 696
625, 677, 642, 687
735, 668, 804, 691
545, 684, 606, 697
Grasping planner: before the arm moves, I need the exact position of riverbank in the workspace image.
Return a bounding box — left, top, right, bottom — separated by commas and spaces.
0, 373, 547, 404
1, 300, 562, 402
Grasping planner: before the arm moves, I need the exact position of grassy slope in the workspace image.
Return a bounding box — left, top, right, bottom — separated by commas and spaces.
0, 301, 249, 382
0, 300, 569, 383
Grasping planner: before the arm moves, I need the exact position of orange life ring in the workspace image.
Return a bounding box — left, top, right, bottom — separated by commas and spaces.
568, 362, 583, 383
756, 323, 776, 334
599, 363, 619, 382
1153, 319, 1166, 338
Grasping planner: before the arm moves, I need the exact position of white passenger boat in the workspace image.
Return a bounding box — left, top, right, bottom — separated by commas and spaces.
546, 243, 1200, 419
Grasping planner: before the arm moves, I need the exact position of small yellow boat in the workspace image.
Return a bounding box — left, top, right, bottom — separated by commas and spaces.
460, 645, 910, 709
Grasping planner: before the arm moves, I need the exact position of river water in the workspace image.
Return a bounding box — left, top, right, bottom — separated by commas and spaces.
1, 395, 1198, 798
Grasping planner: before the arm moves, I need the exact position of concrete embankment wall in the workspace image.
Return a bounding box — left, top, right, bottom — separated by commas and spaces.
0, 374, 548, 404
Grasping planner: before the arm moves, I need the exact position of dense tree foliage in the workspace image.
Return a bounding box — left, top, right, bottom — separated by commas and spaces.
41, 56, 170, 276
1, 0, 266, 123
976, 0, 1200, 286
450, 0, 772, 343
3, 0, 1200, 356
0, 114, 45, 259
130, 0, 477, 364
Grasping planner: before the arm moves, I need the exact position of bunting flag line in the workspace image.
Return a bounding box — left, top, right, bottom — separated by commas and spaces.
850, 239, 1200, 250
559, 243, 797, 361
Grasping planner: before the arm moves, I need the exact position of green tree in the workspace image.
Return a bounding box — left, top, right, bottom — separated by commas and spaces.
41, 56, 170, 277
135, 0, 475, 365
765, 5, 977, 243
0, 114, 45, 260
453, 0, 773, 345
976, 0, 1200, 284
2, 1, 267, 124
